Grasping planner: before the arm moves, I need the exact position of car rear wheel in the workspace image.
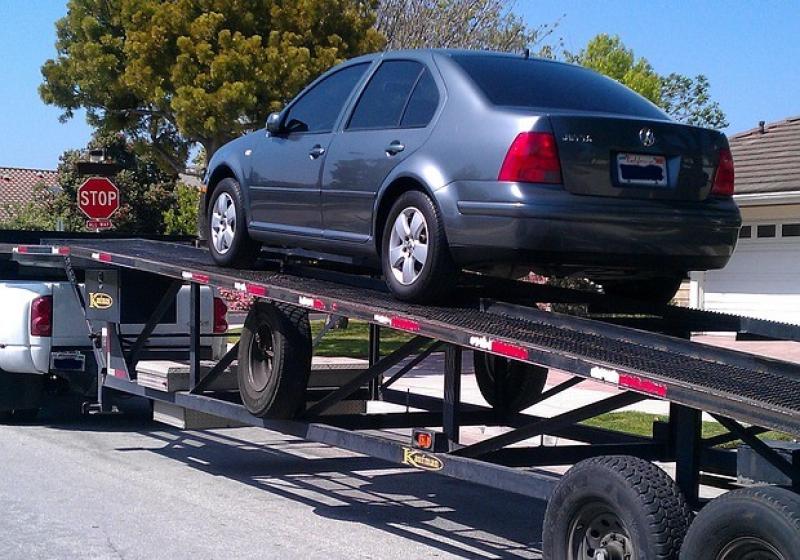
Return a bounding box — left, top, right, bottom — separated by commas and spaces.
207, 178, 261, 268
602, 275, 684, 306
381, 191, 456, 303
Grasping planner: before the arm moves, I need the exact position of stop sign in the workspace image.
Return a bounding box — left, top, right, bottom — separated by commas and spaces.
78, 177, 120, 220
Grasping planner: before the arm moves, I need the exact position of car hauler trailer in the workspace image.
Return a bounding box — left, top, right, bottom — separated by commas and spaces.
2, 237, 800, 559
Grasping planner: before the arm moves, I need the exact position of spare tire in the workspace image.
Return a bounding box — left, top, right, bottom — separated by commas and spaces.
237, 301, 312, 418
472, 352, 548, 413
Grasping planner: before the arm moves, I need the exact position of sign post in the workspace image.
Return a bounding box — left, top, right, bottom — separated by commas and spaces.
77, 177, 120, 230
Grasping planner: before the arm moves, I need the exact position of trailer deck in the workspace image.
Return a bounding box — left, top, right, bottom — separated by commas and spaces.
4, 236, 800, 557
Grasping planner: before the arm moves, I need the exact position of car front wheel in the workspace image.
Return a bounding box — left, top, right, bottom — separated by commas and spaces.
381, 190, 456, 303
207, 178, 261, 268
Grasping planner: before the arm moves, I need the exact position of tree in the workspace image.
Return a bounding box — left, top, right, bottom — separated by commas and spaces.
163, 183, 201, 235
0, 185, 59, 231
376, 0, 561, 53
568, 34, 727, 129
661, 73, 728, 129
567, 34, 662, 104
40, 0, 385, 171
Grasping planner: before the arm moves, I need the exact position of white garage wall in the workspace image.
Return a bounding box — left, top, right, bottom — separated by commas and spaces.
695, 208, 800, 325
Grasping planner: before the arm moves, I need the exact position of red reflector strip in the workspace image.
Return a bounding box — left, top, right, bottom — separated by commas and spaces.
246, 284, 267, 297
14, 246, 29, 253
619, 374, 668, 398
490, 340, 529, 360
56, 247, 70, 256
92, 252, 112, 262
298, 296, 326, 310
181, 271, 209, 284
391, 316, 421, 332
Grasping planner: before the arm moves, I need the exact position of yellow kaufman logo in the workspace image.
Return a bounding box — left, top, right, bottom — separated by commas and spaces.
402, 447, 444, 471
89, 292, 113, 310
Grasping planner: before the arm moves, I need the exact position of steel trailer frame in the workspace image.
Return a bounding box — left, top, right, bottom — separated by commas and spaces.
3, 238, 800, 520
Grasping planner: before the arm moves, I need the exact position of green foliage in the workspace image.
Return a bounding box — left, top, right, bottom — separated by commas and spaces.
376, 0, 562, 54
568, 34, 727, 129
40, 0, 385, 170
567, 33, 662, 104
661, 72, 728, 129
163, 182, 201, 235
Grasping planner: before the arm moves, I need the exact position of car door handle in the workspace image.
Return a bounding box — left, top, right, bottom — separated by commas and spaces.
308, 145, 326, 159
385, 141, 405, 156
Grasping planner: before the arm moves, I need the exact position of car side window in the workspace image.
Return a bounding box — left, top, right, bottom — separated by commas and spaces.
284, 63, 369, 134
347, 61, 424, 130
400, 69, 439, 128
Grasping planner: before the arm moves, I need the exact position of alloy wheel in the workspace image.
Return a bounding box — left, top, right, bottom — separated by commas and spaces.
388, 207, 429, 285
211, 192, 237, 254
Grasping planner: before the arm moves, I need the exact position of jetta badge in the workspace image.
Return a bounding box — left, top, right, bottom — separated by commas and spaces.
639, 127, 656, 147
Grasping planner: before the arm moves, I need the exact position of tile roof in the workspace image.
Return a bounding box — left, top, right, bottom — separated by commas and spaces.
729, 115, 800, 195
0, 167, 59, 219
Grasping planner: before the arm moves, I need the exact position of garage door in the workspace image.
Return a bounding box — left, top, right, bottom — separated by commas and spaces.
702, 222, 800, 325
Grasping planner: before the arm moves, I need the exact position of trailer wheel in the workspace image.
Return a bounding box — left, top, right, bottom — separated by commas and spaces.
543, 455, 690, 560
237, 301, 312, 418
679, 486, 800, 560
473, 352, 548, 413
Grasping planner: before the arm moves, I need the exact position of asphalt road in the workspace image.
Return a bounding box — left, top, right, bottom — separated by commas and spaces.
0, 399, 545, 560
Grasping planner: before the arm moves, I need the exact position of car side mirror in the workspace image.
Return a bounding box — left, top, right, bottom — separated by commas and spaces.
266, 112, 283, 135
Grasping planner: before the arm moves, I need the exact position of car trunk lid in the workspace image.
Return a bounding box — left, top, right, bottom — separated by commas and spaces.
549, 115, 727, 201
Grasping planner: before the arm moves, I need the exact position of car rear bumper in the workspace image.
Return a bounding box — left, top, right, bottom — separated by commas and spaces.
435, 181, 742, 274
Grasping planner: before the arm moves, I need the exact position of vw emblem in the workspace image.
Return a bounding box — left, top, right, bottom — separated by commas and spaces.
639, 127, 656, 147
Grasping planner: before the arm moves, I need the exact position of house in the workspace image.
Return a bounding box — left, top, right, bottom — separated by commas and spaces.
691, 116, 800, 324
0, 166, 60, 220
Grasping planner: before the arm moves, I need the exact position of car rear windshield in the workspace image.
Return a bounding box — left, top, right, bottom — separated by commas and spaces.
451, 55, 668, 119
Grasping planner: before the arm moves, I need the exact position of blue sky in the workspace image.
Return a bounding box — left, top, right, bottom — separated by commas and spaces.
1, 1, 798, 170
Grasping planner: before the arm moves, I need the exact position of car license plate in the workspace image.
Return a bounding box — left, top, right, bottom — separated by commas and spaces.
617, 153, 668, 187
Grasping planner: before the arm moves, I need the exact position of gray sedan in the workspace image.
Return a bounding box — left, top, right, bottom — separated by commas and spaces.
203, 49, 741, 303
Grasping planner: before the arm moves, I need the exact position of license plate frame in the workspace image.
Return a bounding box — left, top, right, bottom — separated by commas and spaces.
616, 153, 668, 187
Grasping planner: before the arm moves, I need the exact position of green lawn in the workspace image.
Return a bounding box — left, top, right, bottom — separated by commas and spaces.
583, 411, 794, 448
229, 318, 414, 358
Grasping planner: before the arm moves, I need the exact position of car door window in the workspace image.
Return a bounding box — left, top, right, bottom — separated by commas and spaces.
284, 63, 369, 134
347, 61, 423, 130
400, 69, 439, 128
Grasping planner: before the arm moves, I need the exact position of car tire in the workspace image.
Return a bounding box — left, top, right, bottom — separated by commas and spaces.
237, 301, 312, 418
543, 455, 690, 560
602, 275, 684, 305
381, 190, 456, 303
680, 486, 800, 560
207, 178, 261, 268
473, 352, 548, 413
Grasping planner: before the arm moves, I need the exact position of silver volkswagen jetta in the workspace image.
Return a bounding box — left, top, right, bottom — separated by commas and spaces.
203, 49, 741, 303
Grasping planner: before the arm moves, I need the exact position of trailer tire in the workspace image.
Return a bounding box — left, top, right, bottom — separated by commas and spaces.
543, 455, 690, 560
473, 352, 548, 413
679, 486, 800, 560
237, 301, 312, 418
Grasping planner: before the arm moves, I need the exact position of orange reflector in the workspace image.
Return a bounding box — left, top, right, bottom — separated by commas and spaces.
415, 431, 433, 450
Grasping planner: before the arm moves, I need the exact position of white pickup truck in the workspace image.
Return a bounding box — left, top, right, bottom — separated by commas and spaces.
0, 255, 226, 420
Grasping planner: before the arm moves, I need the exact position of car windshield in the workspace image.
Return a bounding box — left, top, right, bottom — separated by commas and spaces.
451, 54, 668, 120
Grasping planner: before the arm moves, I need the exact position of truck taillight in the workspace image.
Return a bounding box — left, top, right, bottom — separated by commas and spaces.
711, 147, 735, 196
30, 295, 52, 337
498, 132, 562, 184
213, 296, 228, 334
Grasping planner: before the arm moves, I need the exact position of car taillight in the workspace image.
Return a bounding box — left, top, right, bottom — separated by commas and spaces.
711, 147, 735, 196
30, 295, 52, 337
213, 296, 228, 334
498, 132, 562, 184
